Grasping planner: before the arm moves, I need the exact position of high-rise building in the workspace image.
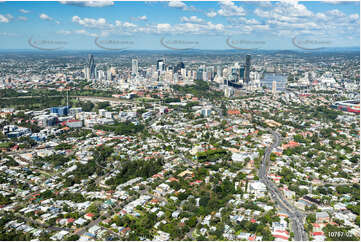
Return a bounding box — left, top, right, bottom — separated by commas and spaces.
131, 59, 138, 76
272, 81, 277, 95
106, 68, 112, 81
88, 54, 96, 80
224, 87, 234, 97
239, 67, 245, 81
84, 67, 90, 80
244, 54, 251, 84
206, 66, 214, 81
175, 62, 185, 73
97, 70, 105, 80
196, 67, 204, 81
216, 66, 222, 77
157, 59, 165, 71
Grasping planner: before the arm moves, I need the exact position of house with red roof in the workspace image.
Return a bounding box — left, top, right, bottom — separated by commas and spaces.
268, 174, 282, 184
281, 141, 300, 150
167, 177, 179, 183
272, 230, 289, 241
84, 213, 95, 220
67, 218, 75, 225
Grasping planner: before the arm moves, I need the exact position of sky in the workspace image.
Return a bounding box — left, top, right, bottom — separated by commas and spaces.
0, 0, 360, 50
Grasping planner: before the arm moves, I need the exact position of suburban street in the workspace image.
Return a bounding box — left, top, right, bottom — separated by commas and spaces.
259, 130, 308, 241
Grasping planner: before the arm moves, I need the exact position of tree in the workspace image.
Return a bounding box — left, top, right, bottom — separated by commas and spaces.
55, 143, 73, 150
65, 234, 80, 241
86, 202, 99, 214
306, 214, 316, 224
186, 216, 198, 227
199, 195, 209, 207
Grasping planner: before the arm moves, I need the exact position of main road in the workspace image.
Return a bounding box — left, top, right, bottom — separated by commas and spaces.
258, 130, 308, 241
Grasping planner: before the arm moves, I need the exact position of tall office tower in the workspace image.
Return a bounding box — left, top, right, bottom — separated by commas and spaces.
146, 68, 153, 79
192, 70, 197, 80
196, 69, 203, 81
231, 66, 239, 82
272, 81, 277, 95
202, 71, 207, 81
206, 66, 214, 81
106, 68, 112, 81
131, 59, 138, 76
175, 62, 185, 73
180, 68, 187, 79
244, 54, 251, 84
84, 67, 90, 80
239, 67, 245, 81
216, 65, 222, 77
97, 70, 105, 80
157, 59, 165, 71
88, 54, 96, 80
165, 70, 173, 83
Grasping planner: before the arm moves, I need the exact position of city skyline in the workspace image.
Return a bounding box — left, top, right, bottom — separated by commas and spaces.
0, 1, 359, 242
0, 1, 360, 50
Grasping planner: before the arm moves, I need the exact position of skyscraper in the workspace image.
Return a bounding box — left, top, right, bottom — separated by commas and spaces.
157, 59, 165, 71
272, 81, 277, 95
239, 67, 245, 81
216, 66, 222, 77
196, 68, 203, 81
131, 59, 138, 76
175, 62, 185, 73
244, 54, 251, 84
106, 67, 112, 81
88, 54, 96, 80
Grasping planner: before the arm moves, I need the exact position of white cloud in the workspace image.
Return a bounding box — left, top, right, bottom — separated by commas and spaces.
132, 15, 147, 21
248, 1, 359, 39
258, 1, 272, 8
74, 29, 98, 37
218, 0, 246, 17
5, 14, 13, 20
168, 1, 186, 9
168, 1, 195, 11
181, 16, 204, 23
138, 15, 147, 21
40, 13, 53, 21
72, 15, 113, 29
315, 13, 328, 21
254, 1, 312, 19
0, 14, 10, 23
123, 22, 136, 28
157, 23, 172, 32
349, 14, 359, 21
238, 17, 260, 25
327, 9, 345, 17
324, 0, 343, 4
206, 11, 217, 18
19, 9, 30, 14
144, 21, 225, 35
60, 1, 114, 7
205, 21, 224, 31
18, 16, 28, 21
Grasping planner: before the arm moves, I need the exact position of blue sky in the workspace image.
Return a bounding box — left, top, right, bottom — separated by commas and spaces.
0, 1, 359, 50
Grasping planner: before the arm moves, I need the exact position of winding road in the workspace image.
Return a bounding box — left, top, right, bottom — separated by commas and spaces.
259, 130, 308, 241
